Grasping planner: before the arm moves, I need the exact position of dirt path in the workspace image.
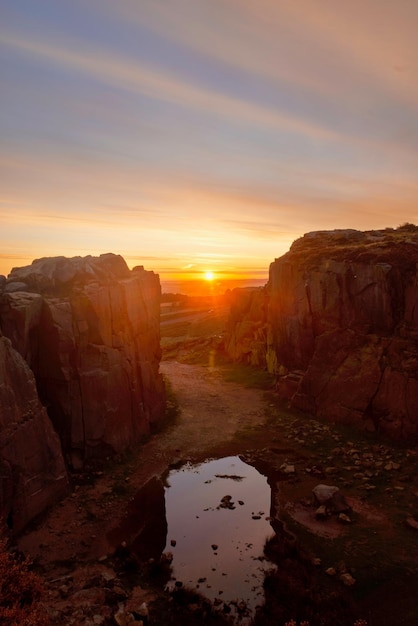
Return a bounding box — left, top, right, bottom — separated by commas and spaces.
18, 359, 269, 571
158, 360, 266, 455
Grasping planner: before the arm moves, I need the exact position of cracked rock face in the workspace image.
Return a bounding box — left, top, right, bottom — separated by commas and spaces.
0, 253, 166, 478
224, 228, 418, 440
0, 330, 68, 532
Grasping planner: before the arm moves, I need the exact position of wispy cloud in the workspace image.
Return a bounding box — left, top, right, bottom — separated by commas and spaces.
0, 32, 339, 142
113, 0, 418, 106
1, 1, 417, 280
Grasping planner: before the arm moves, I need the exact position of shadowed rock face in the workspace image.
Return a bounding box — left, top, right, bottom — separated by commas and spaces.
224, 228, 418, 440
1, 253, 166, 471
0, 330, 68, 532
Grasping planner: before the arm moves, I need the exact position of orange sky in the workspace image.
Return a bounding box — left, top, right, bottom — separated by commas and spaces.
1, 1, 417, 288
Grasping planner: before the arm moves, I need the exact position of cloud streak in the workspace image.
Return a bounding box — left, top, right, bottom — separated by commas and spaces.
0, 32, 340, 142
1, 1, 418, 283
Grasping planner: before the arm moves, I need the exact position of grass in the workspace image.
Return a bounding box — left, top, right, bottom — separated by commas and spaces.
221, 360, 275, 389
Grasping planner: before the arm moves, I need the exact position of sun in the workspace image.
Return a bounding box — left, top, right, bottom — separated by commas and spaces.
204, 271, 215, 281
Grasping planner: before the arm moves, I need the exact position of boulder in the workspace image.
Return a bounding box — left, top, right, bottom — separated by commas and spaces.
312, 485, 351, 516
312, 484, 340, 505
0, 331, 68, 532
1, 253, 165, 468
224, 227, 418, 440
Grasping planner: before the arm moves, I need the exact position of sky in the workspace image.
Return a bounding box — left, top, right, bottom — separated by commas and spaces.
1, 0, 417, 292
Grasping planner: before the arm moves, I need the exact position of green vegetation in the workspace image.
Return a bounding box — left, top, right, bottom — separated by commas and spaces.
221, 361, 275, 389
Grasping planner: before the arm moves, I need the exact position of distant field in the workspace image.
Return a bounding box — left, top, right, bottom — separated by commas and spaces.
160, 301, 229, 340
161, 278, 266, 297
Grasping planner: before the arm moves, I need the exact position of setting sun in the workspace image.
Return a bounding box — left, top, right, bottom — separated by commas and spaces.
204, 271, 215, 281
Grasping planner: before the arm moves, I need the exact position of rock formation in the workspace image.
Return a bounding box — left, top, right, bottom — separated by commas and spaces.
224, 226, 418, 440
0, 329, 68, 532
0, 254, 165, 499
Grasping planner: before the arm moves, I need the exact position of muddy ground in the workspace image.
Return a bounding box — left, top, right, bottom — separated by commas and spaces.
15, 301, 418, 625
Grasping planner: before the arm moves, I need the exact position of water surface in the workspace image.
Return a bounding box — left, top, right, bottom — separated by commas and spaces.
163, 456, 275, 621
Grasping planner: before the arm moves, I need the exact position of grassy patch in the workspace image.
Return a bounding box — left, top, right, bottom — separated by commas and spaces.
161, 377, 180, 424
221, 361, 275, 390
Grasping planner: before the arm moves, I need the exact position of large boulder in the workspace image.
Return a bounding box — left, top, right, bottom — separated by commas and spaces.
0, 331, 68, 532
1, 253, 166, 469
224, 227, 418, 440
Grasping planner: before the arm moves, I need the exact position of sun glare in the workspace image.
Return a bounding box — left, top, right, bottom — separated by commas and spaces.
204, 271, 215, 281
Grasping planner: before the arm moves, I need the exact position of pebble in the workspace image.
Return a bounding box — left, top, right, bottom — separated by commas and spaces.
340, 572, 356, 586
406, 516, 418, 530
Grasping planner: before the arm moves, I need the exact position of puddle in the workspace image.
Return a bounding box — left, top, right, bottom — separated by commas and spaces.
163, 456, 276, 621
110, 456, 276, 623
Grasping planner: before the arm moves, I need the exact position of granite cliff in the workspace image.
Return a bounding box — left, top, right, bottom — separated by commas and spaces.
224, 226, 418, 440
0, 253, 165, 529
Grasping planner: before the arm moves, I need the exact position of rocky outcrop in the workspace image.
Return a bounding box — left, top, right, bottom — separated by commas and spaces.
225, 227, 418, 440
223, 288, 268, 367
0, 253, 166, 471
0, 329, 68, 532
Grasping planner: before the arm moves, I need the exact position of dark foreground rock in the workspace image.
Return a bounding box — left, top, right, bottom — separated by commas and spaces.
0, 253, 165, 530
0, 330, 68, 532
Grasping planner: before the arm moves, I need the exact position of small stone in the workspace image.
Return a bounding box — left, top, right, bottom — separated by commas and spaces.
136, 602, 149, 618
406, 516, 418, 530
312, 484, 339, 505
340, 572, 356, 586
113, 608, 128, 626
211, 544, 218, 550
315, 505, 328, 520
384, 461, 400, 471
326, 567, 336, 576
219, 495, 235, 509
364, 484, 376, 491
338, 513, 352, 524
311, 557, 321, 566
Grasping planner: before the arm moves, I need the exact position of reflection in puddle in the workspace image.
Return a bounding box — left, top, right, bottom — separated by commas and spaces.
164, 456, 275, 622
109, 456, 276, 623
